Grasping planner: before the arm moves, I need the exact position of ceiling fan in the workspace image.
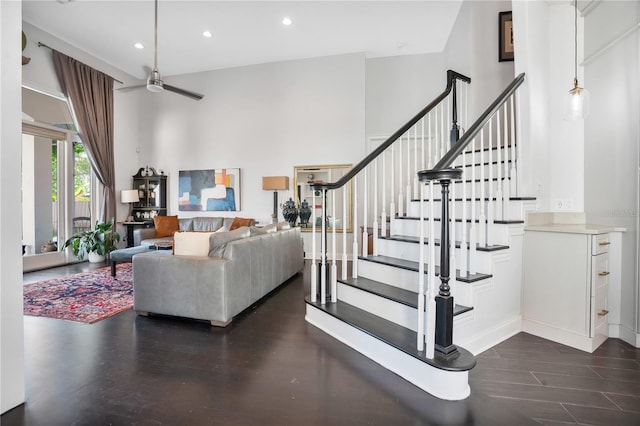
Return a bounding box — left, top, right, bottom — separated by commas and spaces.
121, 0, 204, 100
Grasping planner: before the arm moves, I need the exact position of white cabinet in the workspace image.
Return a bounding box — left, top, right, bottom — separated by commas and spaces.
522, 230, 610, 353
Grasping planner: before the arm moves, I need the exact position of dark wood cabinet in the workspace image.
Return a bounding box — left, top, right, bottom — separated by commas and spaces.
131, 167, 167, 222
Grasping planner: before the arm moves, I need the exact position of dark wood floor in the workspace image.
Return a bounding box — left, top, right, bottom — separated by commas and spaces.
3, 260, 640, 425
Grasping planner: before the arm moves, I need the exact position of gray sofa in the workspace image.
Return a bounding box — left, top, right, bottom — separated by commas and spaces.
133, 216, 242, 246
132, 225, 304, 326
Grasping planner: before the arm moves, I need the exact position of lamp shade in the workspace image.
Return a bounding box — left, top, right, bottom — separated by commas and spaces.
121, 189, 140, 203
262, 176, 289, 191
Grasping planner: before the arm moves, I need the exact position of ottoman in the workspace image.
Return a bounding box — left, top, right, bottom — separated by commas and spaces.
109, 245, 152, 276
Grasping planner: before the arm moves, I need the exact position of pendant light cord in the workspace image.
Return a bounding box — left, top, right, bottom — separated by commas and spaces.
574, 0, 578, 84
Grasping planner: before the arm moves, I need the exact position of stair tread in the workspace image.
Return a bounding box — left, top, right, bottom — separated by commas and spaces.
305, 296, 476, 372
395, 215, 525, 225
340, 276, 473, 315
409, 197, 535, 202
380, 234, 509, 252
359, 255, 492, 283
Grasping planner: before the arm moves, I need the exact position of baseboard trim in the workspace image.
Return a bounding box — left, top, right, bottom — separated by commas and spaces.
610, 323, 640, 348
457, 315, 521, 355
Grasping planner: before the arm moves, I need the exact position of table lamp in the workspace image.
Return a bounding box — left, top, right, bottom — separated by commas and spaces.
262, 176, 289, 224
121, 189, 140, 222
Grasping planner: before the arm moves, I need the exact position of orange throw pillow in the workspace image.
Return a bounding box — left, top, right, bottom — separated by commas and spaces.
229, 217, 254, 231
154, 215, 179, 238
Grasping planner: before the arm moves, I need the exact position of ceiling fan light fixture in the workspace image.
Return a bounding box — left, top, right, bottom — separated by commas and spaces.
147, 69, 164, 92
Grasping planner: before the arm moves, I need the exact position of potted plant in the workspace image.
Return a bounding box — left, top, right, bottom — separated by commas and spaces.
62, 218, 121, 263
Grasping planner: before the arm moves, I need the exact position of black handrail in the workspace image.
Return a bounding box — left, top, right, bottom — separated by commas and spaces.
431, 73, 525, 171
311, 70, 471, 191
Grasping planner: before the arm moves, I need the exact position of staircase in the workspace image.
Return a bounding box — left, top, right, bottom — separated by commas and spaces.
304, 71, 534, 400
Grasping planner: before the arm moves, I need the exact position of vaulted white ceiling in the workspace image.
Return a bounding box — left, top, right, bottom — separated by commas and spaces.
22, 0, 463, 80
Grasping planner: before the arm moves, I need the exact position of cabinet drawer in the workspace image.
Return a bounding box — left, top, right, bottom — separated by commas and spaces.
591, 253, 610, 289
592, 279, 609, 339
592, 234, 611, 255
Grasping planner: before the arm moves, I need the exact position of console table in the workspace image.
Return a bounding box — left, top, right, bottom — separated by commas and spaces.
121, 221, 154, 247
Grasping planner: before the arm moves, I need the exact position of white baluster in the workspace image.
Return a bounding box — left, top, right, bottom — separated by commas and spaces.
502, 104, 509, 218
417, 183, 426, 352
510, 95, 518, 197
421, 118, 426, 171
426, 181, 436, 359
495, 108, 504, 223
406, 132, 411, 217
342, 185, 348, 280
479, 124, 487, 247
428, 112, 433, 168
390, 145, 396, 234
487, 117, 494, 247
373, 158, 379, 256
469, 136, 477, 275
460, 134, 468, 276
352, 176, 358, 278
413, 126, 419, 200
362, 168, 369, 257
311, 191, 317, 302
397, 136, 404, 218
331, 190, 337, 303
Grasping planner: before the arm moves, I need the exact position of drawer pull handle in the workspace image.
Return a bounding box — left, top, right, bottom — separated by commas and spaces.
598, 271, 610, 277
598, 241, 611, 246
597, 309, 609, 317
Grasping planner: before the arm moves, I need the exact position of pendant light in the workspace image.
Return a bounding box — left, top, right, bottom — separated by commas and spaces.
564, 0, 590, 120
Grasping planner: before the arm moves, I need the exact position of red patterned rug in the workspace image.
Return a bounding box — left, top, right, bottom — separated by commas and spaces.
23, 264, 133, 324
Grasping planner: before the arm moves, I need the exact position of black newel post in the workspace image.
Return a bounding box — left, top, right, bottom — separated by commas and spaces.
417, 168, 462, 358
435, 177, 459, 357
316, 188, 331, 302
450, 82, 460, 145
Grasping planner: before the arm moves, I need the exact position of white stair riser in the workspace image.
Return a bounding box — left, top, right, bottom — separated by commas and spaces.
457, 161, 513, 178
305, 304, 471, 401
338, 283, 419, 331
337, 283, 475, 331
460, 148, 516, 165
391, 218, 510, 246
355, 258, 474, 306
406, 198, 515, 220
375, 238, 493, 272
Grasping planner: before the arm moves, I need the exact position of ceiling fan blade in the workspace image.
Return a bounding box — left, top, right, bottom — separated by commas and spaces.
116, 84, 146, 92
163, 84, 204, 101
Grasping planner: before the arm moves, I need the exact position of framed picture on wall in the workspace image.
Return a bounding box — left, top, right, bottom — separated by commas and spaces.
499, 11, 514, 62
178, 168, 241, 211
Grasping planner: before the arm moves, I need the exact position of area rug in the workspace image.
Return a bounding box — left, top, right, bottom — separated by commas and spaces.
23, 264, 133, 324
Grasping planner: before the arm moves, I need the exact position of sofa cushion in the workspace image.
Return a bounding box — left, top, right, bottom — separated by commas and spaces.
193, 217, 224, 232
208, 226, 251, 257
174, 231, 216, 256
154, 215, 179, 238
230, 217, 255, 231
178, 218, 194, 231
263, 223, 277, 233
249, 226, 268, 236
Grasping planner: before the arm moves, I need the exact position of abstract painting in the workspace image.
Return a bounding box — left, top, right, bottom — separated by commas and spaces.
178, 168, 241, 211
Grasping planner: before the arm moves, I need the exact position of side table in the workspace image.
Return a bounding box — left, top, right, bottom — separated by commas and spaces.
121, 221, 154, 247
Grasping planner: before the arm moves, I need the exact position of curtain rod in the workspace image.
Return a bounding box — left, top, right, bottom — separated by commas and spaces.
38, 42, 124, 85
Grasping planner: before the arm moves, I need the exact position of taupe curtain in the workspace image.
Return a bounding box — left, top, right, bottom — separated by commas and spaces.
52, 50, 116, 223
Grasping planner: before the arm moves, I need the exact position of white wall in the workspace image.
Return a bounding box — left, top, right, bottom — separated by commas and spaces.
445, 0, 514, 123
583, 1, 639, 343
134, 53, 366, 254
1, 0, 26, 414
365, 53, 446, 137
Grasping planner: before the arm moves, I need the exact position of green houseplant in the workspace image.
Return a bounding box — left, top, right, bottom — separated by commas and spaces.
62, 218, 121, 263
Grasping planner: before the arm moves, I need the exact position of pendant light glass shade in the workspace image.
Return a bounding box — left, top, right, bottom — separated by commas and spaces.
564, 78, 590, 120
565, 0, 589, 120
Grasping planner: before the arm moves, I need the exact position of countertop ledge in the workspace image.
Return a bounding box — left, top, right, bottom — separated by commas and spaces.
524, 224, 627, 234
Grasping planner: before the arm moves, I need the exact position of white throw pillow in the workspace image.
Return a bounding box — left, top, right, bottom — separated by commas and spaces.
173, 232, 216, 256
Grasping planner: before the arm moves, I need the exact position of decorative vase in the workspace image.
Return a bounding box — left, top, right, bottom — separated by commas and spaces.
299, 199, 312, 227
88, 251, 105, 263
281, 198, 299, 227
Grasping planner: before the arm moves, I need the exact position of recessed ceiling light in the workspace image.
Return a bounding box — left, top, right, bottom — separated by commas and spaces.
282, 17, 292, 26
134, 42, 144, 49
202, 30, 213, 38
